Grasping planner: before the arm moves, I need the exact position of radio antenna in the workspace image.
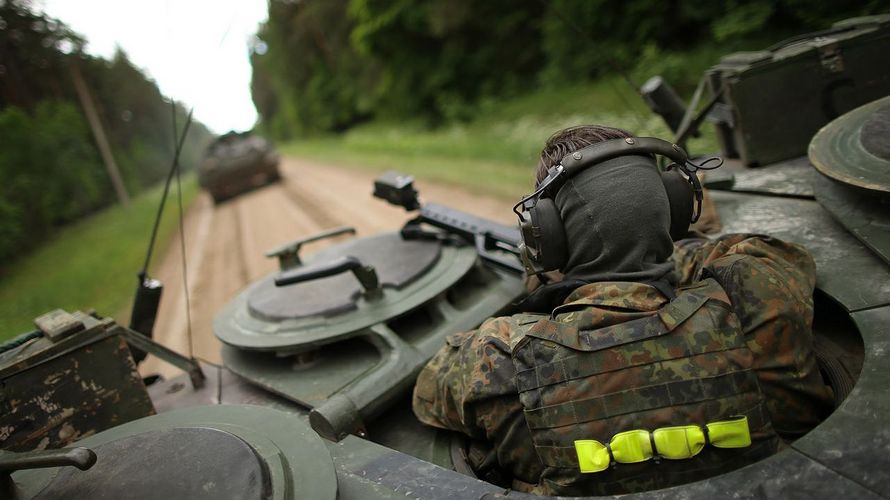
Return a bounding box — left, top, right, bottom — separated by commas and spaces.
171, 103, 195, 358
140, 107, 194, 275
128, 106, 194, 360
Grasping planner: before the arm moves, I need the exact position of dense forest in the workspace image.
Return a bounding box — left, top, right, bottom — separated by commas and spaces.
250, 0, 887, 139
0, 0, 213, 264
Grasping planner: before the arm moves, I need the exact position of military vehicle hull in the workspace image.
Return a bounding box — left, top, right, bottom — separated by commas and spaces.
198, 131, 281, 203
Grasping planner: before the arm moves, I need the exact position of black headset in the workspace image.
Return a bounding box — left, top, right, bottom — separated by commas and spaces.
513, 137, 713, 275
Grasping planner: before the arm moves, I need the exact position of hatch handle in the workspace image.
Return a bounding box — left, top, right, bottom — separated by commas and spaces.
275, 256, 383, 299
266, 226, 356, 270
0, 447, 97, 472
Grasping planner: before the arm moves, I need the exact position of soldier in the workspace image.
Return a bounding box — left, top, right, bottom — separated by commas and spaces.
412, 125, 833, 496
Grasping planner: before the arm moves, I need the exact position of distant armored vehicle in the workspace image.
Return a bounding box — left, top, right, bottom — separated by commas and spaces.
198, 131, 281, 202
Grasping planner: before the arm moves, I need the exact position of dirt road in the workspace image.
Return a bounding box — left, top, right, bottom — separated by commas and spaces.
141, 157, 517, 377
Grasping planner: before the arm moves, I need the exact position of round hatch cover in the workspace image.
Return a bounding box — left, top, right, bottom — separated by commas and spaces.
35, 427, 270, 500
215, 231, 478, 352
809, 95, 890, 193
248, 232, 442, 321
15, 405, 337, 500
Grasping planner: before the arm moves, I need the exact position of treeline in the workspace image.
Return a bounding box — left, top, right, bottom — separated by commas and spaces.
250, 0, 886, 138
0, 0, 213, 265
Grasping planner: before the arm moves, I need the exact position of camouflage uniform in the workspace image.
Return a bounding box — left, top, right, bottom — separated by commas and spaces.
673, 234, 833, 437
412, 234, 830, 494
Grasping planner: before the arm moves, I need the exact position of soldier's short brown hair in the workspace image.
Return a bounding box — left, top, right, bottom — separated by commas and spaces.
535, 125, 633, 187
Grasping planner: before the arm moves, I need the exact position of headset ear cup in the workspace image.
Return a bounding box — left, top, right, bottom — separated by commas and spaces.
661, 168, 694, 240
529, 198, 568, 272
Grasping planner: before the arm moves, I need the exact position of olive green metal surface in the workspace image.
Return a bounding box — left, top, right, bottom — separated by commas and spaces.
10, 405, 337, 500
214, 235, 478, 353
707, 15, 890, 167
221, 266, 523, 409
809, 96, 890, 193
0, 314, 155, 452
791, 305, 890, 497
813, 174, 890, 267
712, 156, 815, 198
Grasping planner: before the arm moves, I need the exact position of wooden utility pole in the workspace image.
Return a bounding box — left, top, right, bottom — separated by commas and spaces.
70, 62, 130, 207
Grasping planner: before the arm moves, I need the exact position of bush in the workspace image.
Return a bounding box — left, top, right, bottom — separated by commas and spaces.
0, 102, 104, 263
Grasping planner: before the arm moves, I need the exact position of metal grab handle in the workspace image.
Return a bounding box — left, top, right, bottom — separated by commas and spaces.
265, 226, 356, 270
309, 324, 422, 441
275, 256, 382, 299
0, 447, 97, 472
119, 326, 206, 389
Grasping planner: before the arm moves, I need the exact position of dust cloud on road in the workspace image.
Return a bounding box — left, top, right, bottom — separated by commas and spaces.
140, 157, 519, 377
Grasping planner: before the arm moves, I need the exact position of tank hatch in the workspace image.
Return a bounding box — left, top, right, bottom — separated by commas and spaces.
810, 96, 890, 266
33, 428, 270, 500
810, 95, 890, 192
213, 225, 524, 440
215, 231, 478, 353
247, 232, 443, 321
7, 405, 337, 500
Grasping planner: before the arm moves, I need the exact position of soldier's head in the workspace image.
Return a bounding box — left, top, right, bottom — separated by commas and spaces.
535, 125, 633, 187
529, 124, 676, 284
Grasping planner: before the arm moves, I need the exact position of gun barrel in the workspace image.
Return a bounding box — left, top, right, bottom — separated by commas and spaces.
418, 203, 523, 273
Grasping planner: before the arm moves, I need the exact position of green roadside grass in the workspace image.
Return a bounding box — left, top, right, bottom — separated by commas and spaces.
0, 175, 198, 341
283, 76, 721, 199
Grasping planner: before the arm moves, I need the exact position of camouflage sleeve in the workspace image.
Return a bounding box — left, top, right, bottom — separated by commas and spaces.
673, 234, 833, 437
412, 315, 545, 483
671, 234, 749, 286
412, 315, 521, 438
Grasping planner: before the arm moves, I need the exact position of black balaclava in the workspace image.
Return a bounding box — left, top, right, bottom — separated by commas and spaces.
553, 154, 676, 285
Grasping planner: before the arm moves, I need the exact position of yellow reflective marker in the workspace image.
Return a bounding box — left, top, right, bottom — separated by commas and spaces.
708, 416, 751, 448
573, 416, 752, 473
652, 425, 706, 459
610, 430, 653, 464
574, 440, 611, 473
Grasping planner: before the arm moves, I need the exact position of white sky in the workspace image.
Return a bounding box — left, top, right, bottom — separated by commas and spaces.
37, 0, 269, 134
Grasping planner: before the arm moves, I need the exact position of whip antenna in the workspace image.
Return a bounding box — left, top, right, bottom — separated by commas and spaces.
128, 106, 194, 362
172, 103, 195, 358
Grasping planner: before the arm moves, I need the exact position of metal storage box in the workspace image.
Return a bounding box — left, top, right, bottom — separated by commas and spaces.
708, 15, 890, 166
0, 310, 155, 452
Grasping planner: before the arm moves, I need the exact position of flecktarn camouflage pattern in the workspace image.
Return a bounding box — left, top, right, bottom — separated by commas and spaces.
673, 234, 834, 437
511, 278, 778, 495
414, 233, 832, 495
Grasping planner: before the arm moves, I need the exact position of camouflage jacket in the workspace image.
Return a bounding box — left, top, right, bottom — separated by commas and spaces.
412, 233, 832, 493
672, 234, 833, 437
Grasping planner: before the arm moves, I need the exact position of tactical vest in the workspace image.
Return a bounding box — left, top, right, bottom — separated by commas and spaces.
511, 278, 781, 496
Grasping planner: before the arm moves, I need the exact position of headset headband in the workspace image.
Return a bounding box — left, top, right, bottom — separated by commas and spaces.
512, 136, 721, 276
562, 137, 687, 175
513, 137, 695, 217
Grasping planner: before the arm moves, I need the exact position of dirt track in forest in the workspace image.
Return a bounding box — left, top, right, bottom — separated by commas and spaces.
140, 157, 517, 377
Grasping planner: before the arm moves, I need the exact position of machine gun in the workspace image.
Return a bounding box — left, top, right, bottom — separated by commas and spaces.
372, 170, 524, 274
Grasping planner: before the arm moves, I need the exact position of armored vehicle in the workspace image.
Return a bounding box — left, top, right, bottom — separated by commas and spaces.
3, 14, 890, 499
198, 130, 281, 203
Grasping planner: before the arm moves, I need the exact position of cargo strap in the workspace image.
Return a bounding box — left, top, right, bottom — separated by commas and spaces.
533, 279, 718, 352
573, 416, 752, 473
522, 369, 758, 430
515, 279, 729, 394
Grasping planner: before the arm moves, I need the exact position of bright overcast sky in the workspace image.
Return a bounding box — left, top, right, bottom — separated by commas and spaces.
37, 0, 269, 134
